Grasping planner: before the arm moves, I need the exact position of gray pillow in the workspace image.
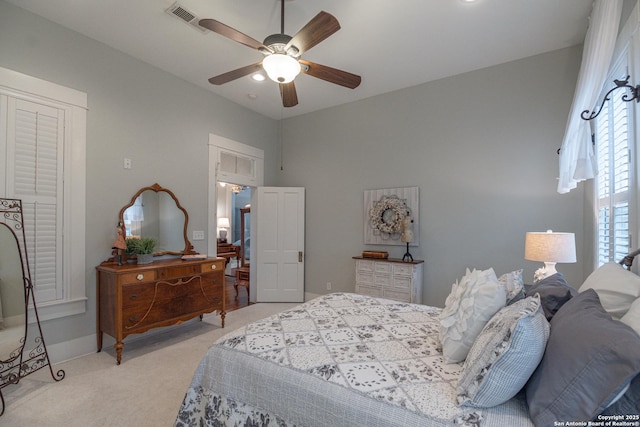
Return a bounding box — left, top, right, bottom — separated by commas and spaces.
525, 272, 576, 321
526, 289, 640, 425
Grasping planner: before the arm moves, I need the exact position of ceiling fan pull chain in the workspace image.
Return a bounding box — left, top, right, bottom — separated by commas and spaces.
281, 0, 285, 35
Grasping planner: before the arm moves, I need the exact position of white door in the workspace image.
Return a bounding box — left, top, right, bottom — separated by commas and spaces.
255, 187, 305, 302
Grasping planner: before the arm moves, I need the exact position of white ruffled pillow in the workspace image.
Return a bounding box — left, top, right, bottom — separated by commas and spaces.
439, 268, 507, 363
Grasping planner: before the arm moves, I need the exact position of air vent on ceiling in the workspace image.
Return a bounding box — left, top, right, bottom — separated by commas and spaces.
165, 2, 208, 33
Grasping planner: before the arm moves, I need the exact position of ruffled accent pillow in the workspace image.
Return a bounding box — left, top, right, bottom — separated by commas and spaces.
439, 268, 507, 363
498, 269, 525, 304
456, 295, 549, 408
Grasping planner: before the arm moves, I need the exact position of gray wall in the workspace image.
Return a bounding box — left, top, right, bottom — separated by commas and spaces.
0, 1, 587, 353
0, 1, 280, 346
279, 46, 585, 306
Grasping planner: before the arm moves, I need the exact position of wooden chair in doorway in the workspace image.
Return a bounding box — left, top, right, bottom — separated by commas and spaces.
234, 206, 250, 299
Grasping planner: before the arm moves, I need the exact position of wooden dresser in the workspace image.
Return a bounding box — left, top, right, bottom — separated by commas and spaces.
353, 257, 424, 303
96, 257, 225, 364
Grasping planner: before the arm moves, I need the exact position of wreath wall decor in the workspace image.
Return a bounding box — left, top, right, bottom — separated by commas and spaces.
364, 187, 419, 246
368, 195, 409, 238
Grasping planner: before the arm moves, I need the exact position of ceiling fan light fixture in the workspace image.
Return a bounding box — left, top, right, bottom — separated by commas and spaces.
262, 53, 301, 84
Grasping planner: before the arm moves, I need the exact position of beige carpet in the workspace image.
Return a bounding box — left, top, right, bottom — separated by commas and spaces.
2, 302, 297, 427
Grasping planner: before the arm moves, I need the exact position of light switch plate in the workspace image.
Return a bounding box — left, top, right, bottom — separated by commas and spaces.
192, 230, 205, 240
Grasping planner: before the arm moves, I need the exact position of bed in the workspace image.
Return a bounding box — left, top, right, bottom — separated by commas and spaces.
175, 264, 640, 427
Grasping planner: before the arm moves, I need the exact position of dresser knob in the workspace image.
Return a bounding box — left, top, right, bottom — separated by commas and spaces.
129, 295, 137, 300
211, 264, 216, 270
136, 274, 144, 281
129, 316, 138, 323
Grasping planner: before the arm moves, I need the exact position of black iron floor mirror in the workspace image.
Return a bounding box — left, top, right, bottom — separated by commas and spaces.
0, 198, 64, 415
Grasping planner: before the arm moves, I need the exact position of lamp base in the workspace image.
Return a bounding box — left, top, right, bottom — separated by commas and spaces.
533, 262, 558, 283
402, 243, 413, 262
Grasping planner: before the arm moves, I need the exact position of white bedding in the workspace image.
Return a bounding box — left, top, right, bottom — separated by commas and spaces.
175, 293, 534, 426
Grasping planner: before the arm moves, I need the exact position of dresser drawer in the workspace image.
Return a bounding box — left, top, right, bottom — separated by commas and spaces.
356, 260, 374, 272
157, 264, 200, 280
374, 273, 391, 286
122, 281, 157, 306
393, 263, 414, 277
374, 262, 391, 274
120, 270, 157, 285
356, 271, 374, 284
123, 276, 223, 330
201, 260, 224, 273
392, 276, 411, 290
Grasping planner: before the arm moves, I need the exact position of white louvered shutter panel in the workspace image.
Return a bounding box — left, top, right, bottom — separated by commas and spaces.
595, 70, 631, 266
8, 98, 64, 302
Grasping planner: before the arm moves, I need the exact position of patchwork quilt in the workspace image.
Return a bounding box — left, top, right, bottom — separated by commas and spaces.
175, 293, 533, 427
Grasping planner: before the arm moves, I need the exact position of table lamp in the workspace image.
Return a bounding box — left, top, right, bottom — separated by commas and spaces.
217, 217, 230, 242
524, 230, 576, 282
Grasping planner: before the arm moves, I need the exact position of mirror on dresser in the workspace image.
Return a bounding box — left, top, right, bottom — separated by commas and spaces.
117, 183, 196, 259
0, 198, 64, 416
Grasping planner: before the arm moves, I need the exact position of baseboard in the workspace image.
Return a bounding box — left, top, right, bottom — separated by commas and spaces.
45, 317, 205, 365
304, 291, 322, 301
46, 333, 97, 364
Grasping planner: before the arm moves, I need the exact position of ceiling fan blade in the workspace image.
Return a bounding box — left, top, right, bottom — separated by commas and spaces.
208, 62, 263, 85
199, 19, 270, 52
279, 82, 299, 107
285, 11, 340, 55
299, 59, 361, 89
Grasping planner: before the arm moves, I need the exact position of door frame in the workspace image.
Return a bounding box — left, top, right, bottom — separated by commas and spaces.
207, 134, 264, 292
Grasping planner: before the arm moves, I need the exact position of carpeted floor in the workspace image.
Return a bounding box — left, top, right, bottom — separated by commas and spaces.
1, 302, 297, 427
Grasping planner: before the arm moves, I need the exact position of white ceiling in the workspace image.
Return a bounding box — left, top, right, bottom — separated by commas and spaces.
6, 0, 593, 120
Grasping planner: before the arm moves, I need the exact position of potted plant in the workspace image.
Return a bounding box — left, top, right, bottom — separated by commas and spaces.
125, 237, 157, 264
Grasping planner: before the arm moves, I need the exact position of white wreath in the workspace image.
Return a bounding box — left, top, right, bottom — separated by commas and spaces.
369, 195, 409, 238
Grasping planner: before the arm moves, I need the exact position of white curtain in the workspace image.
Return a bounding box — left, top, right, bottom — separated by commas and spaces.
557, 0, 623, 194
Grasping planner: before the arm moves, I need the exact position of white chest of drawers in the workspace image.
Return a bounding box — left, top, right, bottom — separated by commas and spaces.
353, 257, 424, 303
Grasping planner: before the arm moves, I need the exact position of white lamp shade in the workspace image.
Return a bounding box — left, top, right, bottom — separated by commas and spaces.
217, 217, 230, 229
262, 54, 301, 84
524, 231, 576, 263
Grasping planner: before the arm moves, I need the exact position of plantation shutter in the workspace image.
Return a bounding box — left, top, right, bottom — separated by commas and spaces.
7, 98, 64, 302
595, 67, 631, 266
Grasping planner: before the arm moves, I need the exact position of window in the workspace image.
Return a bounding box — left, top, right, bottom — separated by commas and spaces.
593, 1, 640, 267
595, 75, 632, 265
0, 67, 87, 321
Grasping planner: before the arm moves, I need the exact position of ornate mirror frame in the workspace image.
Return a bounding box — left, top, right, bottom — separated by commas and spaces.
0, 198, 64, 416
118, 183, 196, 258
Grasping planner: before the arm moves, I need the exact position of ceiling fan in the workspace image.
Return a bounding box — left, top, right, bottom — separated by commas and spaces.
199, 0, 361, 108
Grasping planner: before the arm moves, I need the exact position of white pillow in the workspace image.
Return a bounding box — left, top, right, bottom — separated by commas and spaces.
620, 297, 640, 335
439, 268, 507, 363
457, 295, 549, 408
579, 262, 640, 319
498, 269, 524, 303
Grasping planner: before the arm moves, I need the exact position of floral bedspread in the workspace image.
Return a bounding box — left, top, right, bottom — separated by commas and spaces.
175, 293, 533, 427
